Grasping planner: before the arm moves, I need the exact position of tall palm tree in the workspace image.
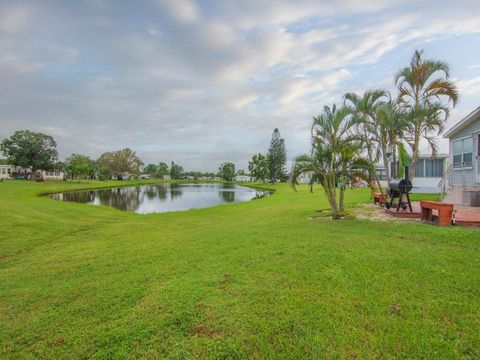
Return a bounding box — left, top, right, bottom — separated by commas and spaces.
344, 89, 389, 192
395, 49, 459, 178
290, 104, 372, 219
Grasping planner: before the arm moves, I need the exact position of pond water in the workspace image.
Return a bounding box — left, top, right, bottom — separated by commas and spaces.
49, 183, 271, 214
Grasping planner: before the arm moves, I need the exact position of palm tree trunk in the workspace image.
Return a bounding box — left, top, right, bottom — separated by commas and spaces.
410, 128, 420, 180
339, 180, 346, 214
326, 174, 340, 219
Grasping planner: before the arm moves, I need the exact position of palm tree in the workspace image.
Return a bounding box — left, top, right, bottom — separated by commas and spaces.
374, 101, 410, 179
395, 49, 459, 178
344, 89, 389, 192
290, 104, 372, 219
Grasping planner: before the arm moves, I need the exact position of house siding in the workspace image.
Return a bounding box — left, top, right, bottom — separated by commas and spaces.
448, 116, 480, 186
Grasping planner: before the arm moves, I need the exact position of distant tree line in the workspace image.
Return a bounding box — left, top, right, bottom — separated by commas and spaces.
1, 127, 288, 183
0, 130, 191, 181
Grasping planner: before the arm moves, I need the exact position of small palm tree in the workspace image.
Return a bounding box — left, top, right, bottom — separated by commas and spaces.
290, 104, 372, 219
395, 49, 458, 178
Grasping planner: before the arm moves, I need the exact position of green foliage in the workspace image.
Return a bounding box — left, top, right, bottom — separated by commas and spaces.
0, 130, 58, 170
65, 154, 96, 180
97, 167, 113, 181
267, 128, 287, 183
143, 164, 159, 178
97, 148, 143, 178
344, 89, 389, 189
218, 162, 236, 182
170, 161, 184, 179
248, 153, 268, 182
395, 49, 458, 178
291, 104, 373, 219
157, 162, 169, 177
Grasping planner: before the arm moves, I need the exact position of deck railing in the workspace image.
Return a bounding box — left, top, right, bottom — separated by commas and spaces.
438, 163, 470, 199
438, 163, 453, 199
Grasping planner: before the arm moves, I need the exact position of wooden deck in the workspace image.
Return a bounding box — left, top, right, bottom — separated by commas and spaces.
385, 201, 480, 227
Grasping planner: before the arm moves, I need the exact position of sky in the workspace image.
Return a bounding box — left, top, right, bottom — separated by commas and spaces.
1, 0, 479, 172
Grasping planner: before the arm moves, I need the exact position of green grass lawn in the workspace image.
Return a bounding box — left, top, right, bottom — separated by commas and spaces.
1, 180, 479, 359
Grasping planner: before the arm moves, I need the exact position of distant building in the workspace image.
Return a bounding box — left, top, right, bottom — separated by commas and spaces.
0, 165, 14, 179
0, 165, 64, 180
41, 170, 64, 180
378, 154, 448, 193
235, 175, 252, 182
297, 172, 313, 184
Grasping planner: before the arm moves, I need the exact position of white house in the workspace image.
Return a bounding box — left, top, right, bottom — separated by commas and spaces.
41, 170, 64, 180
375, 154, 448, 193
0, 165, 64, 180
235, 175, 252, 182
0, 165, 15, 179
443, 106, 480, 186
441, 106, 480, 205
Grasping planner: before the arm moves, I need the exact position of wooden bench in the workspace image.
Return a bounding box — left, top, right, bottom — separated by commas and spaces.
373, 192, 386, 206
420, 201, 454, 226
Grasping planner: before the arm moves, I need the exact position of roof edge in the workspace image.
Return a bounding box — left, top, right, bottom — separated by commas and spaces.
444, 106, 480, 138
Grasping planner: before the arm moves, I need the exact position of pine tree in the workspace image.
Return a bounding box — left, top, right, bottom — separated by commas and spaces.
267, 128, 287, 182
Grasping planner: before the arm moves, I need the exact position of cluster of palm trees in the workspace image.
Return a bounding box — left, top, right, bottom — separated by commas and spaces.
291, 50, 459, 219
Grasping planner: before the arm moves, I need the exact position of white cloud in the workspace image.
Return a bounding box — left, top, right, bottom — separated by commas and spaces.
0, 5, 32, 33
456, 76, 480, 95
156, 0, 200, 23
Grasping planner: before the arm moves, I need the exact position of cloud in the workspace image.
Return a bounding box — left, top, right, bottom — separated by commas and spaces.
1, 0, 480, 170
456, 76, 480, 95
155, 0, 200, 23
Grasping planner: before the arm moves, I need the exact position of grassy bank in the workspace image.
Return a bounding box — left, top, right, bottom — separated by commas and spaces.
1, 180, 479, 359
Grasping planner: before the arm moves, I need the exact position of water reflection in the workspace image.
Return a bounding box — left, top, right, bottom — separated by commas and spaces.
218, 190, 235, 203
50, 183, 270, 214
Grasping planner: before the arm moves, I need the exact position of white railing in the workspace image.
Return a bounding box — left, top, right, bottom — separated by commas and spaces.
438, 163, 453, 199
439, 162, 470, 199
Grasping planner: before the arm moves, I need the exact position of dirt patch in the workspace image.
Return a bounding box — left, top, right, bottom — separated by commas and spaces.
192, 324, 221, 338
352, 203, 420, 223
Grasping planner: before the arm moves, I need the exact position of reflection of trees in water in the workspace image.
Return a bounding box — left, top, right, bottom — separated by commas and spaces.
96, 187, 142, 211
169, 183, 183, 200
144, 185, 168, 200
53, 184, 272, 213
61, 190, 96, 203
218, 190, 235, 203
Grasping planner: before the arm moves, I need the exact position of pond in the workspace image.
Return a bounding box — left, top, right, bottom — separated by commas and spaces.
49, 183, 271, 214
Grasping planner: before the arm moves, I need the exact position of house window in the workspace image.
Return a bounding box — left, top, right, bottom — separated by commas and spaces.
478, 134, 480, 157
453, 137, 473, 168
1, 168, 5, 174
425, 159, 444, 177
415, 159, 424, 177
376, 168, 387, 180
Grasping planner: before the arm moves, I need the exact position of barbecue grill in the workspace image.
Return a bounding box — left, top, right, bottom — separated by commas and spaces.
385, 167, 413, 212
